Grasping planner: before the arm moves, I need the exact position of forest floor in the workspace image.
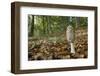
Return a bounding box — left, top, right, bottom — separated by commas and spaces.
28, 27, 88, 60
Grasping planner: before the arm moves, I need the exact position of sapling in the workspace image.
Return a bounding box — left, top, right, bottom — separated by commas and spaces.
66, 25, 75, 53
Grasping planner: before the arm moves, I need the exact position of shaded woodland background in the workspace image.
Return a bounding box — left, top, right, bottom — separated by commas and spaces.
28, 15, 88, 60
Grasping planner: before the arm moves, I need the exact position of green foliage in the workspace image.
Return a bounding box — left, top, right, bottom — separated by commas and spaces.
28, 15, 88, 39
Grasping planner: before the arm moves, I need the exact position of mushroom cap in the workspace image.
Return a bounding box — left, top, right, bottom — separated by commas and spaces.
66, 25, 75, 43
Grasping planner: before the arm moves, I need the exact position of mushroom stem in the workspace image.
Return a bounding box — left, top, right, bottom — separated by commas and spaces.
70, 43, 75, 53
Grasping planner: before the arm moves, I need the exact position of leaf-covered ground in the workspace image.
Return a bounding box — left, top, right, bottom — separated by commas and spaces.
28, 28, 88, 60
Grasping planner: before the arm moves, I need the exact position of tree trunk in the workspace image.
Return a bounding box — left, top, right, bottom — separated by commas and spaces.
28, 15, 34, 37
30, 15, 34, 36
76, 17, 80, 28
